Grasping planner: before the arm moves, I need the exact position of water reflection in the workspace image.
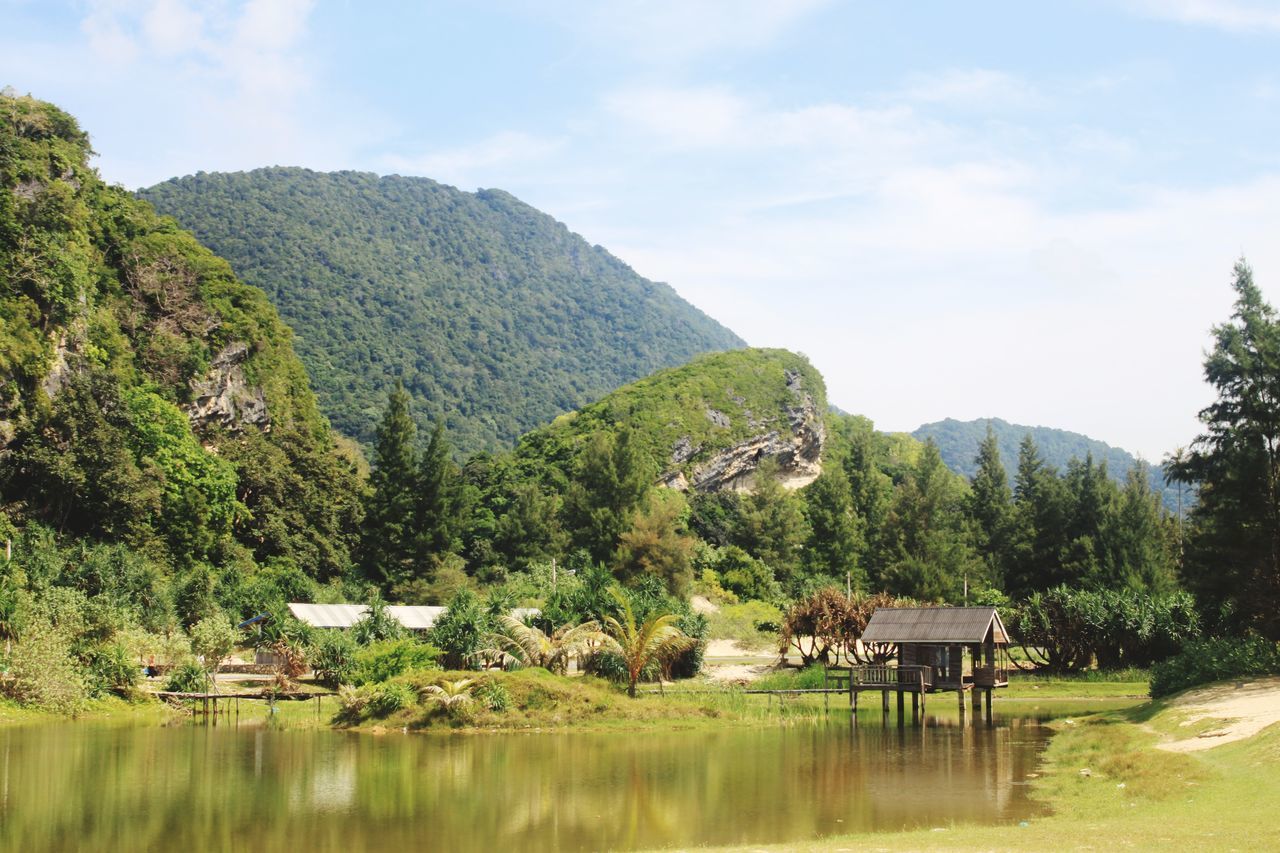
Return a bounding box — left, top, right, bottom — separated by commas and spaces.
0, 716, 1047, 852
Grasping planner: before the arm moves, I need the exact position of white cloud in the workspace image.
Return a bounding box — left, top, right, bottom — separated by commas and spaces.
537, 0, 832, 62
1130, 0, 1280, 33
382, 131, 565, 189
900, 68, 1042, 110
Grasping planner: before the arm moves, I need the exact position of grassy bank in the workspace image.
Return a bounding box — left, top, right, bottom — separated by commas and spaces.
688, 681, 1280, 852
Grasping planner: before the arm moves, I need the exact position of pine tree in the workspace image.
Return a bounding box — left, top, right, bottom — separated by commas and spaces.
1104, 463, 1177, 593
968, 424, 1012, 588
415, 422, 464, 561
1171, 259, 1280, 636
361, 384, 419, 587
803, 462, 867, 591
563, 429, 655, 564
1006, 434, 1068, 597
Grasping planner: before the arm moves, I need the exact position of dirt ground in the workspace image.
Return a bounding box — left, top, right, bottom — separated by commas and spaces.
1157, 676, 1280, 752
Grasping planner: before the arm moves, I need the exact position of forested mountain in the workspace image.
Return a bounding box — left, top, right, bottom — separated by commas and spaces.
0, 92, 363, 588
913, 418, 1186, 514
140, 168, 745, 455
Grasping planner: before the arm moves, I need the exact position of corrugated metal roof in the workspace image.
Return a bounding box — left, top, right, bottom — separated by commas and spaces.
385, 605, 446, 630
287, 603, 542, 631
860, 607, 1009, 644
288, 603, 369, 628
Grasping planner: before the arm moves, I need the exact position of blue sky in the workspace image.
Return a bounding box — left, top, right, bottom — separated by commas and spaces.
6, 1, 1280, 460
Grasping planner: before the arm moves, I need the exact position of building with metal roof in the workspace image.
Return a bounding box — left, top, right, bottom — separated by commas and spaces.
287, 603, 540, 631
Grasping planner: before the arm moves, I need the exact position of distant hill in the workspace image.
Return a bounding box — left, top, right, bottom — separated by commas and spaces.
912, 418, 1188, 514
515, 348, 826, 493
140, 168, 744, 455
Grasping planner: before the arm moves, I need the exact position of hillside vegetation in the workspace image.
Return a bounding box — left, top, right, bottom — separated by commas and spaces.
140, 168, 744, 455
914, 417, 1185, 513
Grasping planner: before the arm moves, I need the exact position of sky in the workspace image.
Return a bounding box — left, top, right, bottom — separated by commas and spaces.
5, 0, 1280, 461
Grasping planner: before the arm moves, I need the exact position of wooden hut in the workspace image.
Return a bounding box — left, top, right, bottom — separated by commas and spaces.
857, 606, 1011, 722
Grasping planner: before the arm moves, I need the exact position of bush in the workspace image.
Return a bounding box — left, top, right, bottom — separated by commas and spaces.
351, 639, 440, 686
428, 589, 490, 669
86, 641, 139, 697
707, 600, 783, 649
367, 682, 414, 716
164, 660, 207, 693
1, 624, 87, 714
1150, 635, 1280, 698
310, 630, 358, 686
475, 679, 510, 712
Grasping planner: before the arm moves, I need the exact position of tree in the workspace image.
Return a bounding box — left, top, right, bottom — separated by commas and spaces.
486, 616, 605, 674
803, 462, 866, 591
879, 440, 980, 601
415, 422, 465, 563
1171, 260, 1280, 637
739, 458, 810, 585
362, 384, 420, 588
601, 590, 692, 698
190, 613, 237, 692
968, 425, 1012, 587
613, 490, 697, 595
563, 429, 655, 564
1006, 435, 1069, 598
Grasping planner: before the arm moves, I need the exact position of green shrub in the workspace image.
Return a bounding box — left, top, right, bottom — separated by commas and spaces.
164, 660, 207, 693
1150, 635, 1280, 698
475, 679, 510, 712
427, 589, 490, 669
310, 630, 358, 686
707, 600, 783, 649
1, 624, 87, 714
86, 641, 139, 697
351, 639, 440, 686
367, 682, 414, 716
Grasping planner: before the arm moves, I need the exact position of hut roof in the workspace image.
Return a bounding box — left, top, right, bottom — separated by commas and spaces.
287, 603, 541, 631
860, 606, 1009, 644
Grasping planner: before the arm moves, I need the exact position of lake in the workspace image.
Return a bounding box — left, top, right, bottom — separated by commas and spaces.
0, 713, 1049, 852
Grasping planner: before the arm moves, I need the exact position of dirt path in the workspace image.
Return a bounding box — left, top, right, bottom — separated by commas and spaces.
1157, 676, 1280, 752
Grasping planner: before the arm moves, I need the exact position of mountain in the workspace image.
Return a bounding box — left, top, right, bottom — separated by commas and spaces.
912, 418, 1188, 514
514, 348, 826, 493
0, 93, 363, 578
139, 168, 745, 456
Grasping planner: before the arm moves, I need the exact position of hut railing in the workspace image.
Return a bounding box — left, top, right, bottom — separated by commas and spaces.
850, 664, 932, 689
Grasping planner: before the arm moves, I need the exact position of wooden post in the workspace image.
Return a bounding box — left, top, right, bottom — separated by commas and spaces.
881, 689, 889, 720
911, 691, 919, 724
984, 688, 993, 726
957, 688, 965, 720
896, 689, 905, 727
971, 686, 981, 720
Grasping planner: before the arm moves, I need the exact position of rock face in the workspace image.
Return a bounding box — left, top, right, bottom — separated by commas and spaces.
187, 343, 269, 431
667, 368, 824, 493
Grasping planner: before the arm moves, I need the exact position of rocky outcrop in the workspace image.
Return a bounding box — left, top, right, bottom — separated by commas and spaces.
664, 369, 824, 493
186, 342, 269, 431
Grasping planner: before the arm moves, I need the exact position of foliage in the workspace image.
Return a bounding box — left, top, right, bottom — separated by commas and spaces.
1170, 260, 1280, 638
189, 613, 236, 676
141, 167, 743, 455
421, 678, 476, 710
350, 638, 440, 686
163, 660, 207, 693
1011, 586, 1201, 672
427, 589, 492, 670
0, 91, 363, 586
1149, 635, 1280, 697
706, 600, 783, 650
780, 589, 907, 666
85, 641, 139, 698
0, 623, 86, 714
600, 589, 693, 697
367, 682, 415, 717
350, 597, 405, 645
309, 629, 358, 686
484, 615, 605, 674
915, 416, 1184, 514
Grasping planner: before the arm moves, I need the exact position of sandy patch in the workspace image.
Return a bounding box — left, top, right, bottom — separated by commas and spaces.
1158, 677, 1280, 752
690, 595, 719, 615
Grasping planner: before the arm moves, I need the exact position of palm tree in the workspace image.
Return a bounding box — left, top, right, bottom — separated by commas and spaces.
486, 616, 606, 674
422, 678, 476, 709
601, 591, 693, 698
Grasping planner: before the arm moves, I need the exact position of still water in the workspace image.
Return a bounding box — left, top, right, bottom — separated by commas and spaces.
0, 716, 1047, 852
